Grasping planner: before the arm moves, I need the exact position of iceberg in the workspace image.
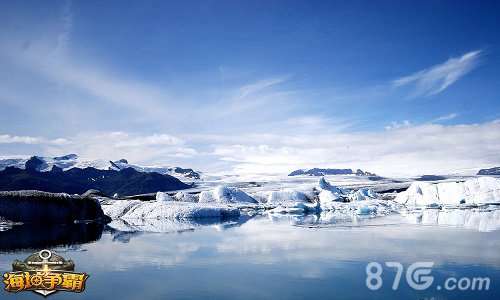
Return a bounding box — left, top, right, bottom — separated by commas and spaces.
198, 186, 257, 204
156, 192, 174, 202
318, 190, 342, 211
269, 201, 320, 215
102, 200, 240, 219
317, 177, 349, 194
267, 189, 313, 205
173, 191, 198, 202
395, 177, 500, 206
348, 188, 379, 201
320, 199, 400, 215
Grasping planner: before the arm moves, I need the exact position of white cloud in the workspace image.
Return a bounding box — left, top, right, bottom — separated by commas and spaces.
385, 120, 411, 130
113, 133, 184, 148
2, 121, 499, 176
393, 50, 482, 97
41, 132, 198, 165
209, 120, 500, 176
0, 134, 70, 145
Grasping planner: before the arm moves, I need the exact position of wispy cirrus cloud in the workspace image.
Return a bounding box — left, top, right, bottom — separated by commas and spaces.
237, 76, 290, 99
392, 50, 482, 97
430, 112, 459, 123
55, 0, 73, 52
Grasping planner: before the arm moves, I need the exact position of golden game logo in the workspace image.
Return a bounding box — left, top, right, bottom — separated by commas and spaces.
3, 249, 89, 297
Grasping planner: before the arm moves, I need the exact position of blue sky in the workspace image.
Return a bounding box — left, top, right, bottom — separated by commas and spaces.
0, 0, 499, 176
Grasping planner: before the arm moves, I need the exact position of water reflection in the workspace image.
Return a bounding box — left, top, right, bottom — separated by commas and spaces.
106, 215, 253, 243
402, 207, 500, 232
0, 222, 105, 253
0, 212, 498, 299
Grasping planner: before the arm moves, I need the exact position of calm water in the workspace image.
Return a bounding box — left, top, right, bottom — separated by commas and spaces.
1, 213, 499, 299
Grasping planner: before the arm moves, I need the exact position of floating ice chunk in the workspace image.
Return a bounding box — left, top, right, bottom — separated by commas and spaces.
156, 192, 174, 202
317, 177, 340, 192
102, 200, 240, 219
357, 205, 377, 215
199, 186, 257, 204
319, 190, 341, 202
267, 189, 312, 205
318, 190, 343, 210
248, 192, 269, 204
318, 177, 332, 191
347, 188, 379, 201
173, 191, 198, 202
270, 201, 320, 215
368, 189, 378, 198
395, 177, 500, 205
317, 177, 348, 194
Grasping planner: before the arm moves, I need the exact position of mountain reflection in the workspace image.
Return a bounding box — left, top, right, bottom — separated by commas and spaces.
0, 222, 105, 253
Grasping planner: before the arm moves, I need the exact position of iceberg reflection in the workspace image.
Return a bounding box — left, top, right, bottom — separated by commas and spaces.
403, 207, 500, 232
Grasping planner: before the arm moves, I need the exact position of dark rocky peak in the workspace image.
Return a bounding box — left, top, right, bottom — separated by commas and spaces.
3, 166, 22, 175
173, 167, 201, 179
25, 156, 45, 171
50, 165, 63, 172
119, 167, 138, 176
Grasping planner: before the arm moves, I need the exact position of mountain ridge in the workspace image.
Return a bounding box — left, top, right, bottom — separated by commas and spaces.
0, 166, 190, 196
0, 154, 201, 180
289, 168, 377, 177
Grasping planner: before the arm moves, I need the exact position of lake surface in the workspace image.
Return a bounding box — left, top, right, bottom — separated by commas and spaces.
1, 213, 499, 299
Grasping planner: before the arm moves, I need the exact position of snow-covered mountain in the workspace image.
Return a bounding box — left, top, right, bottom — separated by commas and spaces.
478, 167, 500, 175
109, 159, 201, 179
288, 168, 377, 176
0, 154, 202, 180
